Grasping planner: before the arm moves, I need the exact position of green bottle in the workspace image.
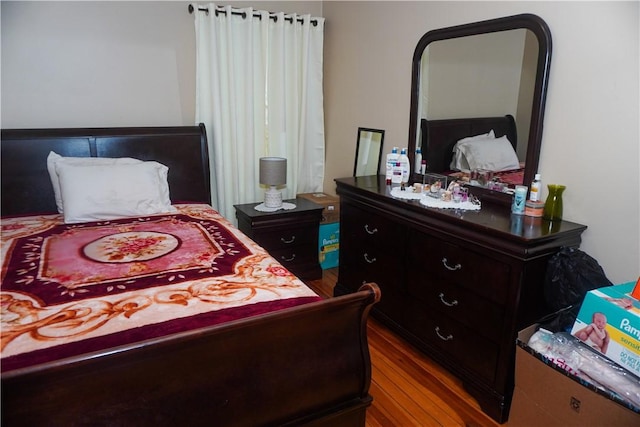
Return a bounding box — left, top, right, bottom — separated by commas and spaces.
543, 184, 566, 221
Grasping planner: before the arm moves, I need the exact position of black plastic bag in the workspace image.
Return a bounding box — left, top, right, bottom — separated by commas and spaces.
541, 247, 612, 332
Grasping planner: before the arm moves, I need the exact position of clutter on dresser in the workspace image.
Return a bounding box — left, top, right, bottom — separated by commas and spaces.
389, 176, 481, 211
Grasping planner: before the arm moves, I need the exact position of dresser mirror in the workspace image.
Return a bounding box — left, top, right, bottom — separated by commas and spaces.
407, 14, 552, 204
354, 127, 385, 177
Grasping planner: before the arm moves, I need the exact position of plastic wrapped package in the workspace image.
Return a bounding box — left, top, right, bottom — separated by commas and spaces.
528, 328, 640, 409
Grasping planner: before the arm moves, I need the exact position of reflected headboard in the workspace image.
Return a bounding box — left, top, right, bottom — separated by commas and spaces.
1, 124, 211, 216
421, 115, 517, 173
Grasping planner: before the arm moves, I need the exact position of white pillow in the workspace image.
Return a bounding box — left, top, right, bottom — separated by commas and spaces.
47, 151, 142, 213
55, 161, 176, 224
455, 135, 520, 172
450, 130, 495, 171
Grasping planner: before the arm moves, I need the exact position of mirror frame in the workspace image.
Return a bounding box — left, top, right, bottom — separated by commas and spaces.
354, 127, 385, 177
407, 13, 552, 205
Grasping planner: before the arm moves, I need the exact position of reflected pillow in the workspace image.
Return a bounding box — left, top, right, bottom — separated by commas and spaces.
47, 151, 142, 213
55, 161, 176, 224
454, 135, 520, 172
450, 130, 495, 171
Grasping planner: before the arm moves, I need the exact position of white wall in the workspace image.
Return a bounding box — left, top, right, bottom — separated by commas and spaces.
1, 1, 194, 127
1, 1, 322, 127
322, 1, 639, 284
2, 1, 638, 284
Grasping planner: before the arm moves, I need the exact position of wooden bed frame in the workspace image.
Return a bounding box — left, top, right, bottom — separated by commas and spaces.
0, 125, 380, 426
420, 114, 517, 173
1, 125, 211, 216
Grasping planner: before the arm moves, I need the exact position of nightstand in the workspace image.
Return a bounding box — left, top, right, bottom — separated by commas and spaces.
234, 198, 323, 281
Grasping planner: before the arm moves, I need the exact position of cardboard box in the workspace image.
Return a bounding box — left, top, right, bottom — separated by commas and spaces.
319, 222, 339, 269
570, 281, 640, 376
297, 192, 340, 223
509, 324, 640, 426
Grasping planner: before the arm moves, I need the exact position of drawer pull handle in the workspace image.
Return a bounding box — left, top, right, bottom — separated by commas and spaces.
363, 253, 377, 264
435, 326, 453, 341
441, 258, 462, 271
364, 224, 378, 235
280, 236, 296, 244
438, 293, 458, 307
281, 254, 296, 262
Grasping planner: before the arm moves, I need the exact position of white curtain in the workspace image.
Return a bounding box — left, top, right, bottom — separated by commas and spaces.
193, 3, 325, 222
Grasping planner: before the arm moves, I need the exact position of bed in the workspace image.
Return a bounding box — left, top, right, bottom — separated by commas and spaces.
0, 124, 380, 427
420, 115, 525, 186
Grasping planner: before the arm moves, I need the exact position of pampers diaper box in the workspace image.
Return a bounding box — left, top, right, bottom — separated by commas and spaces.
571, 281, 640, 376
318, 222, 339, 269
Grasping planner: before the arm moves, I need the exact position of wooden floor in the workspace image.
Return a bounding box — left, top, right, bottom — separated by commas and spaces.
306, 268, 502, 427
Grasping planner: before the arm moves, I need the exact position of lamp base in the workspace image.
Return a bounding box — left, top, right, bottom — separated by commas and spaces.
264, 187, 283, 208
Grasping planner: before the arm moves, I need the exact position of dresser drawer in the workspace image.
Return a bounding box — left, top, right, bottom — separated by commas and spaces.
404, 305, 500, 383
341, 203, 405, 250
339, 260, 406, 320
339, 213, 406, 316
252, 225, 317, 251
406, 269, 505, 341
408, 232, 510, 304
340, 248, 404, 289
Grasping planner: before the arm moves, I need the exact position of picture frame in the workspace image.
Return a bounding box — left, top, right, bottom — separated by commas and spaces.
354, 127, 385, 177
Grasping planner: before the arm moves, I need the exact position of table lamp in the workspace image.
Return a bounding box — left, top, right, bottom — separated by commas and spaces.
260, 157, 287, 208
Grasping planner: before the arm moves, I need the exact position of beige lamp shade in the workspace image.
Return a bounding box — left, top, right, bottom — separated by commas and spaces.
259, 157, 287, 186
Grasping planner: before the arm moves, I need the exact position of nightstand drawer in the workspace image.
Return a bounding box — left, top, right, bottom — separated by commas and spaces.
252, 225, 317, 251
270, 246, 319, 268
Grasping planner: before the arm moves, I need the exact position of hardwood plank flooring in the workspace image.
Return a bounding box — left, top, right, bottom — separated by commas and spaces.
306, 268, 502, 427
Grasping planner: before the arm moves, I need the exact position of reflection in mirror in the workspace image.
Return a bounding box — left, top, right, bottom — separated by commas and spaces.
419, 29, 537, 161
354, 128, 385, 177
408, 14, 552, 204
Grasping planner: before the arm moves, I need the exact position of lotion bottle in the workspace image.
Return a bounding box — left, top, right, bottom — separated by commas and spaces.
529, 173, 542, 202
385, 147, 399, 183
414, 147, 423, 175
391, 161, 403, 184
399, 148, 410, 183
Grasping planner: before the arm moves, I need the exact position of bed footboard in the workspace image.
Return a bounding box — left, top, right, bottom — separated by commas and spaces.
2, 283, 380, 427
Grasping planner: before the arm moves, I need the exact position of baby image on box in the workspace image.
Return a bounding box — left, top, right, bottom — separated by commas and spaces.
570, 281, 640, 377
574, 311, 610, 354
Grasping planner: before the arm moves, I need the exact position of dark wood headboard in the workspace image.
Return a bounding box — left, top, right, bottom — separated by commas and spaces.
420, 115, 517, 173
1, 124, 211, 216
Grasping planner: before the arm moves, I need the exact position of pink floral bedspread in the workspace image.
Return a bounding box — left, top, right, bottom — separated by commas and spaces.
1, 204, 320, 372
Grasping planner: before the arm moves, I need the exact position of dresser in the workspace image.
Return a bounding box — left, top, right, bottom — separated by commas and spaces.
334, 176, 587, 423
235, 198, 323, 281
